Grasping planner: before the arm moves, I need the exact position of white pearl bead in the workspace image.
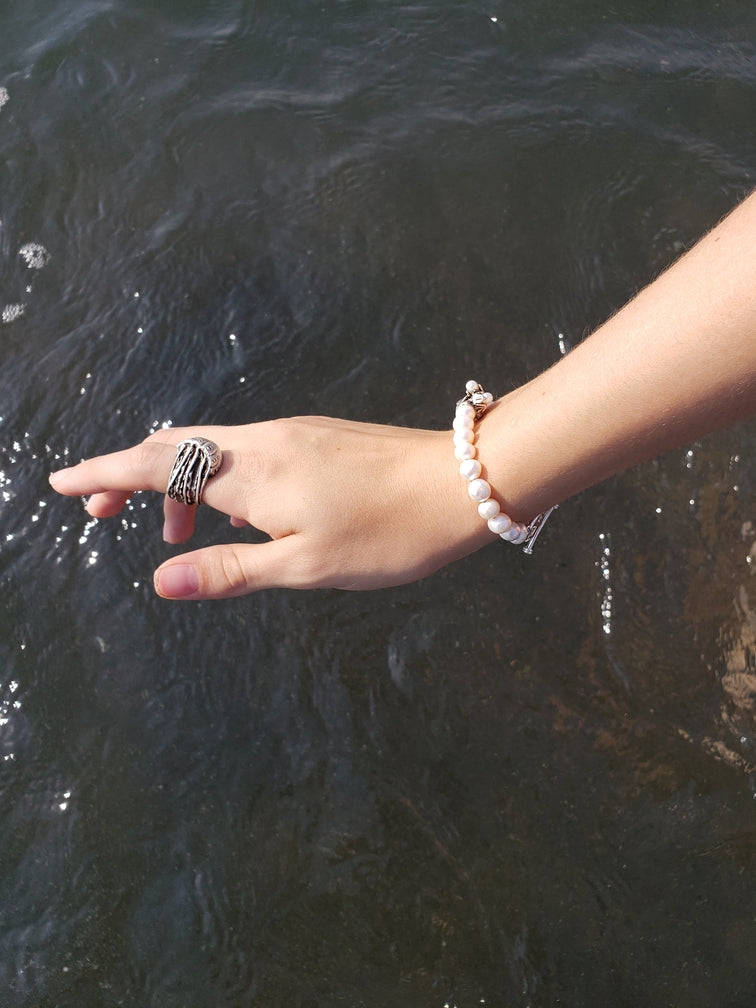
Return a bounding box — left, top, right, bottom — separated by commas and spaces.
501, 523, 525, 543
453, 428, 474, 445
477, 498, 500, 520
459, 458, 482, 481
470, 390, 493, 408
487, 512, 512, 535
454, 442, 476, 461
455, 383, 547, 551
467, 478, 491, 503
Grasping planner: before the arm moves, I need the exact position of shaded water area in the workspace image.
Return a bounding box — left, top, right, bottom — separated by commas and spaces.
2, 1, 756, 1004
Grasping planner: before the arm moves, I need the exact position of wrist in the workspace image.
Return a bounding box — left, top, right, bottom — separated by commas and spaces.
472, 393, 556, 523
452, 382, 560, 553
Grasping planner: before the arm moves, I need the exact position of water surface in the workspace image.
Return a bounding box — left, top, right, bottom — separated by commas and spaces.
1, 1, 756, 1005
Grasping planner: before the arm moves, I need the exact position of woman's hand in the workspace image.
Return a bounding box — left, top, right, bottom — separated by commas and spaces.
49, 417, 487, 600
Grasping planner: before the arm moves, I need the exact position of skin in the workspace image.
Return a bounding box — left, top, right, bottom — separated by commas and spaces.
49, 188, 756, 600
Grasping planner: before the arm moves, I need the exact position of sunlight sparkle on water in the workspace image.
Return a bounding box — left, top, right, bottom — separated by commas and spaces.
147, 419, 173, 435
1, 679, 22, 762
18, 242, 51, 270
598, 532, 613, 635
78, 517, 98, 546
1, 303, 25, 323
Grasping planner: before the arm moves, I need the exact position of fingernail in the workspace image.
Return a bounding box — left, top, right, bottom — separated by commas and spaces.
155, 564, 199, 599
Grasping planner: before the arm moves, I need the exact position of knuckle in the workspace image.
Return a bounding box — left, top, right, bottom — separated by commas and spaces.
216, 546, 254, 595
134, 439, 167, 473
267, 416, 324, 458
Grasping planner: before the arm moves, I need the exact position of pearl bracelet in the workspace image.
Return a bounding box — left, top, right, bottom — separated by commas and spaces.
454, 380, 556, 554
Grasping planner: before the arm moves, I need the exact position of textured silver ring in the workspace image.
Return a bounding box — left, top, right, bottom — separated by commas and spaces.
166, 437, 223, 506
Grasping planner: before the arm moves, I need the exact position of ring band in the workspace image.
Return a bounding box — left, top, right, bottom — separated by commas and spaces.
166, 437, 223, 506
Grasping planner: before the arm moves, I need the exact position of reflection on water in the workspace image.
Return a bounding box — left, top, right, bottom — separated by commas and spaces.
1, 1, 755, 1005
1, 240, 50, 325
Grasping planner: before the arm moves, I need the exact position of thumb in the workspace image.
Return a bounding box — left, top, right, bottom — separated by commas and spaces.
154, 537, 299, 600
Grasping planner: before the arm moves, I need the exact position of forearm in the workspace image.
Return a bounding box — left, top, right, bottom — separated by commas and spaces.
476, 189, 756, 527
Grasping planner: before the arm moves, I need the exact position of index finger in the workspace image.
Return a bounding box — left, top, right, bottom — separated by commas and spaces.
49, 440, 178, 505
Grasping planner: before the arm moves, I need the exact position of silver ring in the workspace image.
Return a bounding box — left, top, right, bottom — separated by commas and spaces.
166, 437, 223, 506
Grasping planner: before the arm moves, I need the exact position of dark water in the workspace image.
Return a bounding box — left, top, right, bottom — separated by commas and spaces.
2, 1, 756, 1005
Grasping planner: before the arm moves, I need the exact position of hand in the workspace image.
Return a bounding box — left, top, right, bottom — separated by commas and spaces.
49, 417, 485, 600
